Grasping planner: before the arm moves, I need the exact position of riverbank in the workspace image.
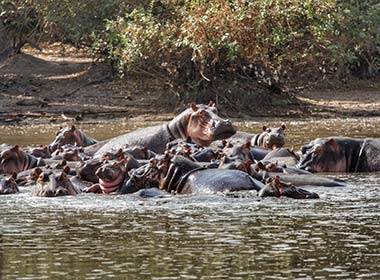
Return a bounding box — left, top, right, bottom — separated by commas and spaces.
1, 44, 379, 125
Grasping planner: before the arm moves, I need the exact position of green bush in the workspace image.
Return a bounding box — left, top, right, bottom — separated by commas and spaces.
1, 0, 379, 89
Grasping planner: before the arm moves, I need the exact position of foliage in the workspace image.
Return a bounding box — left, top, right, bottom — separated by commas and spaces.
1, 0, 379, 92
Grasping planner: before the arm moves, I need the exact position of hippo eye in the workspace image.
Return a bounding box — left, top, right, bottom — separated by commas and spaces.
2, 151, 10, 159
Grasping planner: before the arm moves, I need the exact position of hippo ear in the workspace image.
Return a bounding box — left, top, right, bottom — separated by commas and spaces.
257, 161, 265, 170
71, 125, 76, 132
262, 126, 267, 132
281, 123, 286, 131
63, 166, 70, 174
12, 145, 20, 152
208, 100, 215, 107
222, 139, 227, 147
326, 138, 339, 151
61, 159, 67, 166
74, 149, 79, 155
191, 102, 197, 112
274, 176, 281, 184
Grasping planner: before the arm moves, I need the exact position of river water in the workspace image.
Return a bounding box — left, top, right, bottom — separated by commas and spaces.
1, 117, 380, 279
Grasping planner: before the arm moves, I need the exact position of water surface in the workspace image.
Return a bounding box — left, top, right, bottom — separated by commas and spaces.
1, 117, 380, 279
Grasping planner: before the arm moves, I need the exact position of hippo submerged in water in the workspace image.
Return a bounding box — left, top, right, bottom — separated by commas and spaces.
94, 101, 236, 156
298, 137, 380, 172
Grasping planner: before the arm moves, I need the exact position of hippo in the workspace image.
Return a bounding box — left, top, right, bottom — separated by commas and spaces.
49, 125, 98, 153
177, 168, 264, 194
260, 147, 300, 167
51, 145, 90, 162
84, 160, 127, 194
122, 155, 264, 195
258, 176, 319, 199
0, 173, 19, 195
94, 102, 236, 156
251, 124, 286, 149
0, 145, 45, 174
34, 167, 80, 197
298, 137, 380, 172
30, 145, 51, 159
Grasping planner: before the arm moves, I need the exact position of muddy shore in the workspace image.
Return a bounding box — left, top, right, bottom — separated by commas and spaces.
1, 44, 379, 126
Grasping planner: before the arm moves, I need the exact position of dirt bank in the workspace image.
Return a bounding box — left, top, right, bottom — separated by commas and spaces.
1, 44, 379, 125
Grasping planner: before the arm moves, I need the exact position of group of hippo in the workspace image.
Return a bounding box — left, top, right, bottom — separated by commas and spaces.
1, 102, 377, 199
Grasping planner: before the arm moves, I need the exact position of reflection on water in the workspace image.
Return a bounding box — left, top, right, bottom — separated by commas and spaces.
1, 117, 380, 279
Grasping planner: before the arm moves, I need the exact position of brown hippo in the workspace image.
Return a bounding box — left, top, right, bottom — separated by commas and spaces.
251, 124, 286, 149
30, 145, 51, 159
94, 102, 236, 156
84, 160, 127, 194
0, 173, 19, 195
298, 137, 380, 172
0, 145, 45, 174
49, 125, 98, 153
258, 176, 319, 199
34, 167, 80, 197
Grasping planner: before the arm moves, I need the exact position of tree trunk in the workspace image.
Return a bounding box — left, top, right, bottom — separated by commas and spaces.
0, 21, 13, 62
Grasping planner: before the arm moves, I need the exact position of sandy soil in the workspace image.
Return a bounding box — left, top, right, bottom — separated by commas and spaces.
1, 43, 379, 125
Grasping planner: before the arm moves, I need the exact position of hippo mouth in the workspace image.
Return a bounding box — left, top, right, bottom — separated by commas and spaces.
99, 174, 125, 193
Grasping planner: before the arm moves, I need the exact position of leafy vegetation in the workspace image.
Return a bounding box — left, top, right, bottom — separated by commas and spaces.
1, 0, 379, 96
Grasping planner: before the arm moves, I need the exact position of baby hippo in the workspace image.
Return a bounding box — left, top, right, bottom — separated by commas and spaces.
0, 173, 19, 195
251, 124, 286, 149
258, 176, 319, 199
84, 160, 127, 194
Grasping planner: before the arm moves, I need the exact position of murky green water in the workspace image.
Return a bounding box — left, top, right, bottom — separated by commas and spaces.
1, 117, 380, 279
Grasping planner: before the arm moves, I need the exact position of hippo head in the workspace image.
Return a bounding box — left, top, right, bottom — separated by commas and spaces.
62, 149, 84, 162
34, 167, 79, 197
31, 145, 51, 159
122, 158, 162, 194
49, 125, 83, 152
0, 173, 19, 195
184, 102, 236, 147
260, 124, 286, 149
0, 145, 28, 174
95, 160, 126, 193
298, 138, 346, 172
76, 158, 103, 183
259, 176, 319, 199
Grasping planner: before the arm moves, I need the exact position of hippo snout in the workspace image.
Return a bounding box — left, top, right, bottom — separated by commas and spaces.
211, 119, 236, 139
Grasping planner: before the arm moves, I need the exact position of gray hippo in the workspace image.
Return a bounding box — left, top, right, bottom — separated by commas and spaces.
122, 155, 319, 199
0, 173, 19, 195
34, 167, 80, 197
251, 124, 286, 149
298, 137, 380, 172
49, 125, 98, 153
258, 176, 319, 199
0, 145, 45, 174
93, 102, 236, 156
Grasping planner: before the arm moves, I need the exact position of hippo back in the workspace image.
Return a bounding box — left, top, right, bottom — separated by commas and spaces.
179, 169, 264, 194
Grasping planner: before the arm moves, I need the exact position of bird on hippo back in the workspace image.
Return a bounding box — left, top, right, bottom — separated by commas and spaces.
94, 101, 236, 156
